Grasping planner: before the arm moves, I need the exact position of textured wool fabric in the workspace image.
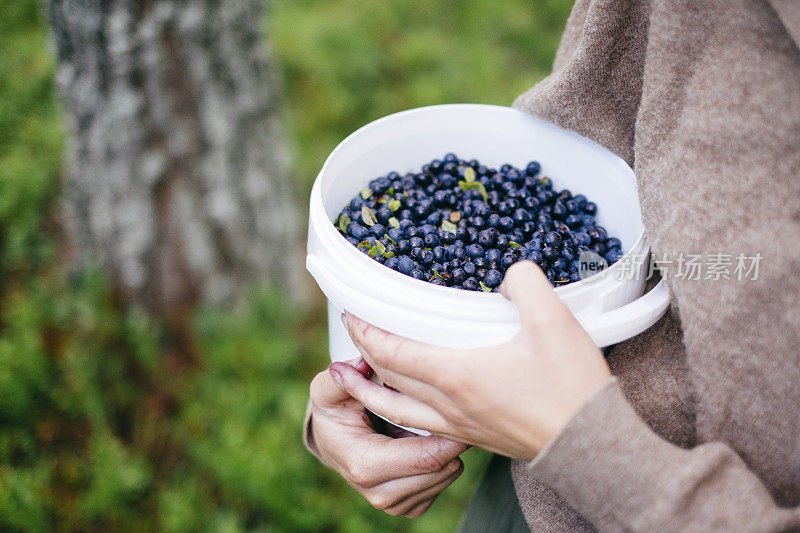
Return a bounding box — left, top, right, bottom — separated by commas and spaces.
303, 0, 800, 530
510, 0, 800, 530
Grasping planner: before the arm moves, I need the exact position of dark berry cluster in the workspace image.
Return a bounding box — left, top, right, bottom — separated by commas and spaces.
334, 153, 624, 292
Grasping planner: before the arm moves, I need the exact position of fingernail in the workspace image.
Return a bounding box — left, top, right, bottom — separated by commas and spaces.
354, 358, 374, 378
330, 368, 343, 386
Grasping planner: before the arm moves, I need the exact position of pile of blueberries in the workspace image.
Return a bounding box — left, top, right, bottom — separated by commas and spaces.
335, 153, 624, 292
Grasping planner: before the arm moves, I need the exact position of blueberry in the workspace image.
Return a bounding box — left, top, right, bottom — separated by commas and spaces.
513, 209, 532, 225
485, 248, 502, 263
484, 269, 503, 288
587, 227, 607, 243
544, 231, 562, 247
440, 230, 456, 245
348, 222, 369, 241
537, 213, 552, 226
526, 250, 544, 265
537, 190, 555, 204
542, 246, 560, 261
477, 229, 497, 247
369, 179, 388, 194
473, 257, 488, 269
433, 190, 449, 207
498, 216, 515, 233
463, 277, 479, 291
552, 202, 568, 221
571, 232, 590, 247
526, 239, 543, 253
564, 199, 579, 213
500, 253, 516, 270
397, 256, 414, 275
440, 174, 457, 189
552, 258, 568, 271
472, 201, 490, 217
521, 222, 536, 238
338, 157, 621, 291
605, 248, 625, 264
496, 234, 510, 251
377, 207, 392, 224
526, 161, 541, 175
451, 268, 466, 284
466, 244, 485, 259
507, 169, 523, 185
523, 196, 540, 211
565, 214, 583, 228
491, 174, 506, 190
424, 233, 439, 248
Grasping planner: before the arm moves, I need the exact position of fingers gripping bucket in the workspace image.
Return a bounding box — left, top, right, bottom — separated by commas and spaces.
307, 105, 669, 395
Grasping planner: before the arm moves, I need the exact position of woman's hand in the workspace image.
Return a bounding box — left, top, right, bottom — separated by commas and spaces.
309, 358, 469, 517
332, 261, 612, 461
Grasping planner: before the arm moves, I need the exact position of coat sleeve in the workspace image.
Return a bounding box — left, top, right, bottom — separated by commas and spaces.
526, 378, 800, 532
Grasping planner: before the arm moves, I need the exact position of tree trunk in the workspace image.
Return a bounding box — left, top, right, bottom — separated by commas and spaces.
46, 0, 302, 313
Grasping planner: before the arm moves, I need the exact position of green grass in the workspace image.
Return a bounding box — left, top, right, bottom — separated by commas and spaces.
0, 0, 571, 530
271, 0, 571, 193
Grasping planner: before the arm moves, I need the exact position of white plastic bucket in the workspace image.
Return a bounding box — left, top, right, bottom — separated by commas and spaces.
307, 104, 669, 363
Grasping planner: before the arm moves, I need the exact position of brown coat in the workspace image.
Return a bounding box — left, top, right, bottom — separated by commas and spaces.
306, 0, 800, 530
510, 0, 800, 530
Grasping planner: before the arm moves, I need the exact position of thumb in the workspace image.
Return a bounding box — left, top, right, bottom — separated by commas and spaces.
310, 357, 373, 407
500, 261, 567, 329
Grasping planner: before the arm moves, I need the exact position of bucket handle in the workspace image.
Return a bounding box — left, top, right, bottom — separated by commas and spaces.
578, 280, 670, 348
308, 253, 670, 348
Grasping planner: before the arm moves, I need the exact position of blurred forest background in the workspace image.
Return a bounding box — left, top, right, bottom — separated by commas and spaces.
0, 0, 571, 531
